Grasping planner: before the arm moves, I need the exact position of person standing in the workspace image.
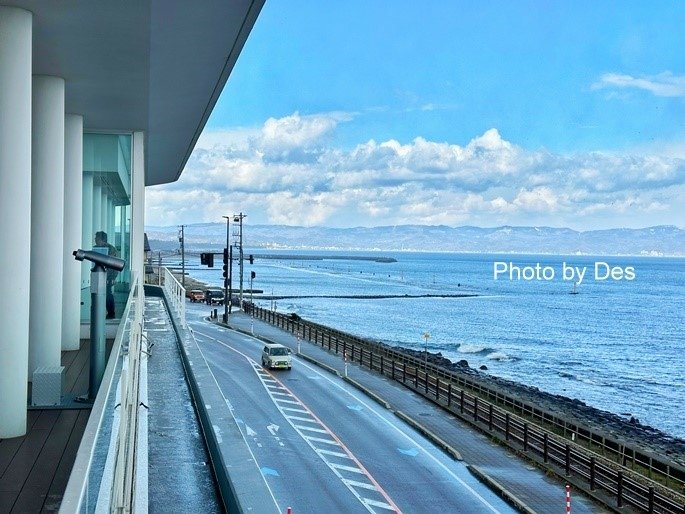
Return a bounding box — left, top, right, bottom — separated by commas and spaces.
95, 231, 119, 319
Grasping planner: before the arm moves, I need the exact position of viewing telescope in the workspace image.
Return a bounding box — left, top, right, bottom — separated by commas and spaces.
73, 248, 125, 271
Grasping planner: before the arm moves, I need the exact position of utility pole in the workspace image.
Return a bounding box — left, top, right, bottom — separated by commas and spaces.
232, 212, 246, 308
178, 225, 185, 289
228, 245, 233, 313
222, 216, 230, 323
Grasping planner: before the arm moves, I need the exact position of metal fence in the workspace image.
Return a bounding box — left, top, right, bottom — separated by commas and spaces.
246, 302, 685, 514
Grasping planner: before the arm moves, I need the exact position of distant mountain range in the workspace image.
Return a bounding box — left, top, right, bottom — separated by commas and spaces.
145, 223, 685, 256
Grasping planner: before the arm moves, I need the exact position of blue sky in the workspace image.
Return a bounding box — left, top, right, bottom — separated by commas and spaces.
147, 1, 685, 229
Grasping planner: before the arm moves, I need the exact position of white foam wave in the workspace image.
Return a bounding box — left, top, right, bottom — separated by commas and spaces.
486, 351, 514, 362
458, 344, 488, 354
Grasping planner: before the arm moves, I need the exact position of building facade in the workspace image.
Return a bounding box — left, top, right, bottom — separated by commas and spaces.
0, 1, 264, 439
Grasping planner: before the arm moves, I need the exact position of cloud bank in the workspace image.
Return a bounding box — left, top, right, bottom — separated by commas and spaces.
146, 112, 685, 229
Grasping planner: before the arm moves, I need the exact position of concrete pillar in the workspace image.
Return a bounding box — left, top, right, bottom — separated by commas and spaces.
93, 183, 101, 233
28, 75, 65, 377
130, 132, 145, 280
61, 114, 83, 351
0, 6, 32, 438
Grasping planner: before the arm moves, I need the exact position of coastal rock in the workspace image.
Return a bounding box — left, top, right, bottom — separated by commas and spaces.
388, 343, 685, 467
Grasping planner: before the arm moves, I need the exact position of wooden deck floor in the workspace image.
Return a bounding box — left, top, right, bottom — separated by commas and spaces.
0, 339, 112, 513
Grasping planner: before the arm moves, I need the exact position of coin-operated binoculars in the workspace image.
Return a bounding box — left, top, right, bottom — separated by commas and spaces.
73, 249, 126, 400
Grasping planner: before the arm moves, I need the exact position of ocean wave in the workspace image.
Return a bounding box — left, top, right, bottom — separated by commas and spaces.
458, 344, 490, 354
486, 351, 516, 362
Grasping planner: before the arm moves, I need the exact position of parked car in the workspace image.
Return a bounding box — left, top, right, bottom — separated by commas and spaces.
205, 288, 225, 305
261, 343, 292, 370
186, 289, 205, 302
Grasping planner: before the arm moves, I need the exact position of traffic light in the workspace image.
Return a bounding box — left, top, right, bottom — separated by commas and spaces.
222, 248, 228, 280
250, 271, 256, 279
200, 252, 214, 267
249, 254, 254, 265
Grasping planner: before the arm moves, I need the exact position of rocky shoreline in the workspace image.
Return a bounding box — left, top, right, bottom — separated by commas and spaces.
390, 345, 685, 468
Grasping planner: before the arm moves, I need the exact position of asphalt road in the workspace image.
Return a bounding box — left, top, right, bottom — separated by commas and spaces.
186, 305, 517, 514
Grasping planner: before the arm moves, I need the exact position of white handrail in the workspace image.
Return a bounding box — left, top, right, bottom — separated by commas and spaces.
59, 273, 144, 513
110, 281, 144, 513
162, 267, 186, 328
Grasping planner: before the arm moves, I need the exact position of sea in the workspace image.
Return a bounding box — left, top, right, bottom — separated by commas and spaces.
185, 250, 685, 440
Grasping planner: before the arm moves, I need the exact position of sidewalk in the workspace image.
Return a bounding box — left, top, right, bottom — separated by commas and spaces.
223, 310, 608, 514
145, 297, 222, 513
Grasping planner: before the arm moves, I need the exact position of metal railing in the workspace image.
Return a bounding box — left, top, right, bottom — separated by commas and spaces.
60, 274, 147, 513
246, 302, 685, 514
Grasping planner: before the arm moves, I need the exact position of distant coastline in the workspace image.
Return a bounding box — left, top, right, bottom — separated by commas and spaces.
146, 223, 685, 257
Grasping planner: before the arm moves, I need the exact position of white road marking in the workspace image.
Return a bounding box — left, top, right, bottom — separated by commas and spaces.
363, 499, 396, 511
295, 357, 502, 514
294, 425, 329, 434
274, 398, 301, 406
303, 435, 340, 446
330, 463, 365, 474
281, 407, 309, 415
286, 415, 320, 424
193, 329, 402, 514
344, 479, 378, 491
184, 331, 281, 512
317, 448, 351, 459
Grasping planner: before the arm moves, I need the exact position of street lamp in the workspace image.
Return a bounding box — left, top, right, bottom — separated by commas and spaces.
423, 332, 430, 370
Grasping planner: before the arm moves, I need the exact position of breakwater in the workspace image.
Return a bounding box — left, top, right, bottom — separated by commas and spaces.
244, 301, 685, 513
253, 254, 397, 263
259, 293, 477, 300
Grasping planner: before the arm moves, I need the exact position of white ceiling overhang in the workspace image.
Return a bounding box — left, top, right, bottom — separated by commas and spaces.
4, 0, 264, 186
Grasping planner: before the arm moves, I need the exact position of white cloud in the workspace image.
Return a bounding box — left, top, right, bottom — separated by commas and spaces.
146, 112, 685, 229
592, 71, 685, 97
